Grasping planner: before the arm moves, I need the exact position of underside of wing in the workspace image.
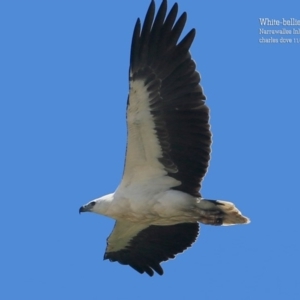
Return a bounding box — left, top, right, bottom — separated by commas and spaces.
122, 0, 211, 197
104, 221, 199, 276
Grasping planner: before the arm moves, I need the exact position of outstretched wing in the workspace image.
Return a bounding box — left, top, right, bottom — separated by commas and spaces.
120, 0, 211, 197
104, 221, 199, 276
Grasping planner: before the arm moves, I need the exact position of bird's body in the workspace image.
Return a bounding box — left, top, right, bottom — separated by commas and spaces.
92, 188, 247, 226
79, 0, 250, 276
92, 190, 196, 224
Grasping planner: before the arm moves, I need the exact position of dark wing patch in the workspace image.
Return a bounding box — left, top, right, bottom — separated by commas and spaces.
129, 0, 211, 197
104, 222, 199, 276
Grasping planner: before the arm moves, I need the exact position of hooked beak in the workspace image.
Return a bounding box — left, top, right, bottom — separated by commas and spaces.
79, 201, 96, 214
79, 205, 87, 214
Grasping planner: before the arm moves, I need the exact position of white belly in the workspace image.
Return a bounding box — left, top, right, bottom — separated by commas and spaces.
108, 185, 199, 225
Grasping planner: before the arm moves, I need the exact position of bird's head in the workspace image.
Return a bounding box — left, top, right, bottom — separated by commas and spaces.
79, 194, 113, 215
79, 200, 96, 214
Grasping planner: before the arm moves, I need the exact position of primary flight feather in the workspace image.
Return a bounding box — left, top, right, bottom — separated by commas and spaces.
79, 0, 250, 276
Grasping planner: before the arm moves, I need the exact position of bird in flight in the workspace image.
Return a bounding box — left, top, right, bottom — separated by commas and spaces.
79, 0, 249, 276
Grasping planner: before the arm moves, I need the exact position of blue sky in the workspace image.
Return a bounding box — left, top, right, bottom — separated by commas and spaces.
1, 0, 300, 299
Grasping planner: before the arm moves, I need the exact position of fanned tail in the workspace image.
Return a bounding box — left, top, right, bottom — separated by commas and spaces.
197, 199, 250, 226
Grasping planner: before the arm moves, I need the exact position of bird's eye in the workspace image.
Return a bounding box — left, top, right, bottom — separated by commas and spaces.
90, 201, 96, 207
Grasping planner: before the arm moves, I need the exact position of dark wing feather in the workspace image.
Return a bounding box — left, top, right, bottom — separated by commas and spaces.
129, 0, 211, 197
104, 222, 199, 276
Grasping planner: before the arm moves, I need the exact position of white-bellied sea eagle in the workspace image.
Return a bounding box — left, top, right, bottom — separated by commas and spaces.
79, 0, 250, 276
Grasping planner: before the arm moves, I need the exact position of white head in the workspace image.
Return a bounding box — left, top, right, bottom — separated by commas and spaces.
79, 194, 113, 216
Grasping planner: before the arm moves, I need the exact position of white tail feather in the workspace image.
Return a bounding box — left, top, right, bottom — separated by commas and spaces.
198, 199, 250, 226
